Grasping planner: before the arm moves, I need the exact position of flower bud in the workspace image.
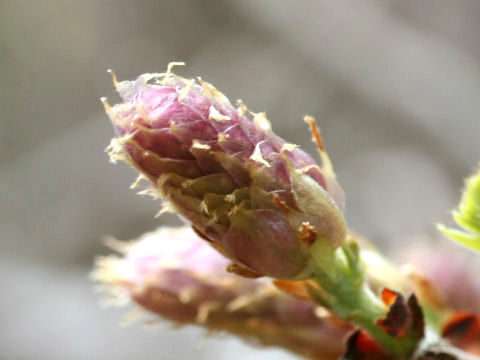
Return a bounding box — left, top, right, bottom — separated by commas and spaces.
103, 64, 347, 279
93, 226, 348, 359
400, 243, 480, 314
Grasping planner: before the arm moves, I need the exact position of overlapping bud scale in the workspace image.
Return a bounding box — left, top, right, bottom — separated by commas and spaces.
93, 226, 348, 360
103, 65, 347, 279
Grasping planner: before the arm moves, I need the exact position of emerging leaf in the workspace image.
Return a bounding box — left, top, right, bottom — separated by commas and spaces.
438, 167, 480, 253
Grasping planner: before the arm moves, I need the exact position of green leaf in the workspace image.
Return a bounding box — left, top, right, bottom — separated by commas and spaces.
438, 167, 480, 253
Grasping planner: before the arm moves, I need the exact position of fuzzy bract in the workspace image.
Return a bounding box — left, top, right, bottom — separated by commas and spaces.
103, 65, 347, 279
93, 226, 348, 360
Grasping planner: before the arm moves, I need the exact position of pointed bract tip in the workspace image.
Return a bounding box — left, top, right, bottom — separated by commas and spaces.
166, 61, 186, 74
107, 69, 120, 89
304, 115, 335, 177
100, 97, 113, 116
304, 115, 325, 152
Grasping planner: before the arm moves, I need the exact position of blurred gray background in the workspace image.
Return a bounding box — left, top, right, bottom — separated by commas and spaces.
1, 1, 479, 359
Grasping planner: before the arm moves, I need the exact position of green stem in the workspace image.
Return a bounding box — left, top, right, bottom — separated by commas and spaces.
310, 244, 418, 358
341, 284, 411, 357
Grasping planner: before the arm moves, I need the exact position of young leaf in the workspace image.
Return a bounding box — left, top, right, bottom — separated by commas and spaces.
438, 167, 480, 253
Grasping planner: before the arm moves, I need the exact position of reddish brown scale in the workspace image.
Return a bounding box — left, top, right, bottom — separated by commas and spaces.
443, 312, 480, 355
375, 289, 424, 350
342, 330, 393, 360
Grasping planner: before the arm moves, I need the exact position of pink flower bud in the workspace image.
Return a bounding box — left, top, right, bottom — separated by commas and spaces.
400, 243, 480, 314
93, 226, 348, 359
103, 65, 346, 279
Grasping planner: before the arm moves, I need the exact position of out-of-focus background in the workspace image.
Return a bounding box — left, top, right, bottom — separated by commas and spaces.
1, 1, 479, 359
